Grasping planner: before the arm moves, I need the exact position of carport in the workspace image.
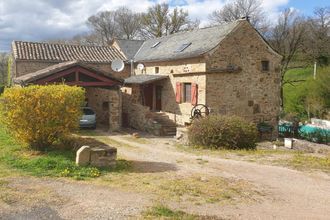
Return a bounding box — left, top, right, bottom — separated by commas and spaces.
13, 60, 123, 131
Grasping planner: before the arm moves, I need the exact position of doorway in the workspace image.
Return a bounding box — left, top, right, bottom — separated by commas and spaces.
155, 85, 162, 111
143, 84, 153, 110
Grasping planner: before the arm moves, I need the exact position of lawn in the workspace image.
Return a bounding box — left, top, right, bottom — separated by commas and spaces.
0, 126, 130, 180
283, 67, 313, 118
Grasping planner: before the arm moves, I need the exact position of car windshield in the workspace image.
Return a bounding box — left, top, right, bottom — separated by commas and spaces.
83, 108, 95, 115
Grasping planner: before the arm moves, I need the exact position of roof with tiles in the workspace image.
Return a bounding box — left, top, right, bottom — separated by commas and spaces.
124, 74, 168, 84
113, 39, 144, 60
12, 41, 126, 63
133, 20, 241, 62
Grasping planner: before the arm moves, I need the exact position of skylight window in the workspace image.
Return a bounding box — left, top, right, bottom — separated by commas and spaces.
175, 42, 192, 52
151, 41, 161, 48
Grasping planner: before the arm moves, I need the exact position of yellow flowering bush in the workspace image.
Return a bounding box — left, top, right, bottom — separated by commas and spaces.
0, 85, 85, 150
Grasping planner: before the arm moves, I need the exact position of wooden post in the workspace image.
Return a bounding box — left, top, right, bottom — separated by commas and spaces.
314, 61, 317, 79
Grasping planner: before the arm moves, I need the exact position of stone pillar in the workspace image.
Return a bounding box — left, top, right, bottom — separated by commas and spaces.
108, 89, 122, 132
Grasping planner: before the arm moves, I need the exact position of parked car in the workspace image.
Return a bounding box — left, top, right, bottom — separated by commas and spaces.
80, 107, 96, 129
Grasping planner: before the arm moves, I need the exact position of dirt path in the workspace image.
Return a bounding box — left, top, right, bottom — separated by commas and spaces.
0, 177, 151, 220
1, 131, 329, 220
107, 133, 330, 220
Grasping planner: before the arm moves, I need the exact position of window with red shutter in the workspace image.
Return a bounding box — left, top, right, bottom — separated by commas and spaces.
183, 83, 191, 102
175, 82, 182, 103
191, 83, 198, 106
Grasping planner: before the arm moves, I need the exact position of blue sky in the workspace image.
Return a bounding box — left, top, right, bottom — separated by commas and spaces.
0, 0, 329, 52
284, 0, 329, 15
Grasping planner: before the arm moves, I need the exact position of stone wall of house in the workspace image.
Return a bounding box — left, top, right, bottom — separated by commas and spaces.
122, 75, 206, 126
135, 57, 205, 75
85, 87, 122, 131
130, 58, 207, 126
13, 60, 130, 79
122, 86, 164, 135
205, 21, 282, 137
160, 74, 206, 125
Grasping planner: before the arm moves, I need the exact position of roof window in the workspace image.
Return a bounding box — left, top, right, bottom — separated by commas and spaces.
151, 41, 161, 48
175, 43, 192, 52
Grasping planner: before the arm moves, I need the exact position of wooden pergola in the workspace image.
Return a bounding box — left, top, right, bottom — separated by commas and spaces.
13, 61, 122, 88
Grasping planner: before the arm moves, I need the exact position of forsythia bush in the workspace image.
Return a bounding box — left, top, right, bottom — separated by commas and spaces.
0, 85, 85, 150
188, 115, 258, 150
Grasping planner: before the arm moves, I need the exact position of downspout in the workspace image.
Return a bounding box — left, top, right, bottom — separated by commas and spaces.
130, 59, 134, 76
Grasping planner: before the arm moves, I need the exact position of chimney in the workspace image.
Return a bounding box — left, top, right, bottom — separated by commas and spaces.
241, 16, 250, 22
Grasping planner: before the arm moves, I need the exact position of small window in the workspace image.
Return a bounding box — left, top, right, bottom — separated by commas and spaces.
261, 61, 270, 71
155, 67, 159, 74
175, 42, 192, 52
183, 83, 191, 103
151, 41, 161, 48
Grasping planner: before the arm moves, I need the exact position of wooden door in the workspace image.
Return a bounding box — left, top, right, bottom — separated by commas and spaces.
143, 84, 153, 110
156, 85, 162, 111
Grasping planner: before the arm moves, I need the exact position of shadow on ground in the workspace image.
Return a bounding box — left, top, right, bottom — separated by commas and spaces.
130, 160, 178, 173
1, 206, 63, 220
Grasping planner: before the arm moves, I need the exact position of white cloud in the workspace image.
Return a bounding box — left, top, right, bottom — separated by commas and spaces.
0, 0, 289, 52
262, 0, 290, 23
175, 0, 227, 26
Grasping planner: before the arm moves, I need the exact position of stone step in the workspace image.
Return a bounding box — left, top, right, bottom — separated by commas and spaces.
162, 126, 177, 129
156, 122, 177, 127
151, 112, 177, 136
162, 128, 177, 133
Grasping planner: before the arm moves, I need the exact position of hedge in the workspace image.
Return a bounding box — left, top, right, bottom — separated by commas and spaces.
0, 85, 85, 150
188, 115, 258, 150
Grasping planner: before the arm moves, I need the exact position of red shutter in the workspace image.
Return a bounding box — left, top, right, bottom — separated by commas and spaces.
191, 83, 198, 106
176, 82, 182, 103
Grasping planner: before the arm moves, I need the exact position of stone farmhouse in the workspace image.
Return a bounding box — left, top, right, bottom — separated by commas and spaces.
11, 18, 282, 137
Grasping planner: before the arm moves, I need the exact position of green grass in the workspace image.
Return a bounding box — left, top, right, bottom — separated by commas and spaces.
284, 67, 313, 81
176, 143, 290, 158
143, 205, 199, 219
0, 126, 131, 180
276, 153, 330, 173
283, 67, 313, 119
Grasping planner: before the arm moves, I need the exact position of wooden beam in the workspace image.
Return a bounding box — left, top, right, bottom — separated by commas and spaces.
75, 71, 79, 82
35, 67, 78, 84
66, 81, 116, 87
76, 67, 115, 83
34, 65, 120, 87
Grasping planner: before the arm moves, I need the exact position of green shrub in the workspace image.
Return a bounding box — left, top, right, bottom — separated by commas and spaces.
188, 115, 258, 150
0, 85, 85, 150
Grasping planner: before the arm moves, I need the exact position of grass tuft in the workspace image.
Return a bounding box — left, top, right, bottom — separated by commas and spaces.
143, 205, 198, 219
276, 153, 330, 173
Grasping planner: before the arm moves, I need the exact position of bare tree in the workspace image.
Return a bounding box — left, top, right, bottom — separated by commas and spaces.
269, 9, 306, 107
303, 7, 330, 65
166, 8, 199, 35
140, 3, 199, 38
86, 7, 143, 44
115, 7, 142, 39
140, 3, 170, 38
209, 0, 268, 33
87, 11, 120, 45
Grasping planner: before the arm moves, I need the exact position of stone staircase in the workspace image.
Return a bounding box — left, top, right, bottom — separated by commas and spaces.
150, 112, 177, 136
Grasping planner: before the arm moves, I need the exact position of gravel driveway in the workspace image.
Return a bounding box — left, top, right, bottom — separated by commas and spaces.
1, 130, 329, 219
